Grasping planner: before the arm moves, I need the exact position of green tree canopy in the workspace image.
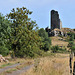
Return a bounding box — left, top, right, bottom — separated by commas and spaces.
0, 13, 11, 56
7, 7, 40, 57
0, 13, 11, 46
38, 28, 51, 51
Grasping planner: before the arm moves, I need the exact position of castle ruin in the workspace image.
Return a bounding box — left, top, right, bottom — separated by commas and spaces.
51, 10, 62, 30
45, 10, 70, 37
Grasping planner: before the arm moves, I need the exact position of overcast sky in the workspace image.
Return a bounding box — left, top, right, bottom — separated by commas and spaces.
0, 0, 75, 29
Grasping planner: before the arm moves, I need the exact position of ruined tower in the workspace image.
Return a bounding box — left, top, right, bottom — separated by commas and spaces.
51, 10, 62, 30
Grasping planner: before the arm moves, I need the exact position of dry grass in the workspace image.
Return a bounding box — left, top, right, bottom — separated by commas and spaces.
22, 54, 70, 75
51, 36, 68, 48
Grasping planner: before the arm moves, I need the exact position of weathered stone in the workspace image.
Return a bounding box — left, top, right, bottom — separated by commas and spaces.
46, 10, 75, 37
51, 10, 62, 30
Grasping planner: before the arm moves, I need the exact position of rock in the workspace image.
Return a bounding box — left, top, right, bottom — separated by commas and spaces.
0, 54, 9, 62
5, 60, 9, 62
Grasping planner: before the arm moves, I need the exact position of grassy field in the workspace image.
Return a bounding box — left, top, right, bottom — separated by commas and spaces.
22, 53, 70, 75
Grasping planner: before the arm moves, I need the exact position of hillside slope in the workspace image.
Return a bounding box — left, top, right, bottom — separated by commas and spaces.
51, 36, 68, 48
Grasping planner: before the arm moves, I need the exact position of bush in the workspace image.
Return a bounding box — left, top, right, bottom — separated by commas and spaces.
71, 46, 75, 52
67, 41, 74, 48
51, 45, 66, 53
38, 28, 51, 51
0, 46, 9, 56
67, 32, 74, 41
43, 41, 50, 51
51, 46, 59, 53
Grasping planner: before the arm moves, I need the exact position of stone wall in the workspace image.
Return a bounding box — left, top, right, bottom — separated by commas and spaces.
51, 10, 62, 30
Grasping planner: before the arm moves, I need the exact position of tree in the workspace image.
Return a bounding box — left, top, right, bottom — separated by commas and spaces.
0, 13, 11, 56
38, 28, 51, 51
7, 7, 40, 57
0, 13, 11, 46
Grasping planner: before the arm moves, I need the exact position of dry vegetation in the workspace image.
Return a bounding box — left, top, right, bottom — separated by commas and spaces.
22, 54, 70, 75
0, 58, 33, 68
51, 36, 68, 48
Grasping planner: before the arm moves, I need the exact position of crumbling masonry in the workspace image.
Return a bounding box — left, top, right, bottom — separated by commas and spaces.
45, 10, 73, 37
51, 10, 62, 30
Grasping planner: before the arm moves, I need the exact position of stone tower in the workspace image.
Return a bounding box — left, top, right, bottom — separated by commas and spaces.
51, 10, 62, 30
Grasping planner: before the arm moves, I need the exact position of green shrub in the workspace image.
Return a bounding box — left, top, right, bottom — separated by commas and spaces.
38, 28, 51, 51
67, 32, 74, 41
43, 41, 50, 51
0, 46, 9, 56
51, 45, 66, 53
71, 46, 75, 52
51, 45, 59, 53
67, 41, 74, 48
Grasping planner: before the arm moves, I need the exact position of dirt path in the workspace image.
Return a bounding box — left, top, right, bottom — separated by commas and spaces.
6, 64, 34, 75
0, 63, 20, 73
0, 62, 34, 75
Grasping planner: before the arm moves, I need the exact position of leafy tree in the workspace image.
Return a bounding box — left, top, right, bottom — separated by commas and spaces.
7, 7, 40, 57
38, 28, 51, 51
0, 13, 11, 46
0, 13, 11, 56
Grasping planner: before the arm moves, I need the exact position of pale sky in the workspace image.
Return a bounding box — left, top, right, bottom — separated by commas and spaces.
0, 0, 75, 29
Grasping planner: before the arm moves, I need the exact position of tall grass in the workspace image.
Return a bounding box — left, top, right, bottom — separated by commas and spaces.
22, 54, 70, 75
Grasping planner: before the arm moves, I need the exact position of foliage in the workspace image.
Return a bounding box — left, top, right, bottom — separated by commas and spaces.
38, 28, 51, 51
0, 13, 11, 56
0, 13, 11, 46
67, 32, 75, 41
0, 46, 9, 56
51, 45, 66, 53
67, 41, 75, 52
7, 7, 40, 57
51, 45, 59, 53
0, 7, 52, 57
67, 41, 74, 48
71, 46, 75, 52
43, 41, 50, 51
